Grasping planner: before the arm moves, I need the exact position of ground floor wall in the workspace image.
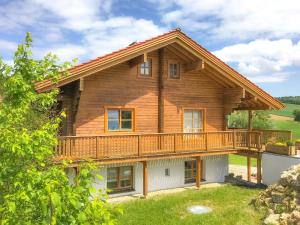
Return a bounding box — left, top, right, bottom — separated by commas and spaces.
262, 152, 300, 185
67, 155, 228, 197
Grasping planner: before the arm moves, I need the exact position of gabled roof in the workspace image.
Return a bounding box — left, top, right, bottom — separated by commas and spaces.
35, 28, 284, 110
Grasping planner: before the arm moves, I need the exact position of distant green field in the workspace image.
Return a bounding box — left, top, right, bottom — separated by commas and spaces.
229, 154, 257, 167
273, 120, 300, 140
268, 103, 300, 117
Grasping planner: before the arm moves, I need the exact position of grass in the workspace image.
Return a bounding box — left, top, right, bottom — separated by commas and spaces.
268, 103, 300, 117
229, 154, 257, 167
117, 185, 264, 225
273, 120, 300, 140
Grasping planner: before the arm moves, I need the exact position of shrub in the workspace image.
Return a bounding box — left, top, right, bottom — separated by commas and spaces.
293, 109, 300, 121
0, 33, 121, 224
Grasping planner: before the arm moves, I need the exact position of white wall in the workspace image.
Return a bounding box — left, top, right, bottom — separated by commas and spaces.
66, 155, 229, 197
262, 153, 300, 185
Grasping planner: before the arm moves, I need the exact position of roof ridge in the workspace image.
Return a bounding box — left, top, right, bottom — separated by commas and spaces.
69, 28, 181, 72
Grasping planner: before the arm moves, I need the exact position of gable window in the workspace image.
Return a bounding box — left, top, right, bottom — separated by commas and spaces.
107, 166, 133, 193
139, 59, 152, 77
169, 63, 180, 79
183, 109, 204, 133
106, 108, 134, 132
184, 160, 205, 184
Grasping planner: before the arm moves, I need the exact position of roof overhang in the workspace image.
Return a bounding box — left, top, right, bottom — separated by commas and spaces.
35, 29, 284, 110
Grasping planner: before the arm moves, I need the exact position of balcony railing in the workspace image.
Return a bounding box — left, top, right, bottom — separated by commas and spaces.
254, 129, 292, 144
55, 131, 262, 160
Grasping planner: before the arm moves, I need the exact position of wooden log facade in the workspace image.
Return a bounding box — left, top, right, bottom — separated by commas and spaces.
37, 29, 287, 195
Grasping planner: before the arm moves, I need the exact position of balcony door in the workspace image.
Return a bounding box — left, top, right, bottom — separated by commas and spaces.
183, 109, 204, 133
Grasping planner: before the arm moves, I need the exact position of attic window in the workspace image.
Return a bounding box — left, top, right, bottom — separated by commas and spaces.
139, 59, 152, 77
169, 62, 180, 79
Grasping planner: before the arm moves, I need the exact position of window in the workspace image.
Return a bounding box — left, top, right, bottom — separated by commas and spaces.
169, 63, 180, 79
184, 160, 205, 184
107, 166, 133, 193
165, 168, 170, 176
106, 108, 134, 132
139, 59, 152, 77
184, 109, 204, 133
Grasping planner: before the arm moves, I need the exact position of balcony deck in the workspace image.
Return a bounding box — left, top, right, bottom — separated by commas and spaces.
55, 131, 265, 163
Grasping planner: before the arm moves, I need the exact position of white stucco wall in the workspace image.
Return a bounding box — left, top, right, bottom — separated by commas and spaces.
262, 153, 300, 185
66, 155, 228, 197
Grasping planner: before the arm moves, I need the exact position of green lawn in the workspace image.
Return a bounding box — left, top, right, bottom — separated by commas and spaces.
273, 120, 300, 140
268, 103, 300, 117
229, 154, 257, 167
117, 185, 264, 225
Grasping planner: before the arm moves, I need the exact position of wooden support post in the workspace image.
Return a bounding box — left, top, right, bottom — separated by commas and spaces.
196, 157, 202, 189
248, 110, 253, 149
158, 49, 165, 133
142, 161, 148, 197
257, 154, 262, 184
247, 156, 251, 182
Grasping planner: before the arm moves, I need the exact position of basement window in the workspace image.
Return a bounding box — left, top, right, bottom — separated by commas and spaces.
165, 168, 170, 176
107, 166, 133, 193
184, 160, 205, 184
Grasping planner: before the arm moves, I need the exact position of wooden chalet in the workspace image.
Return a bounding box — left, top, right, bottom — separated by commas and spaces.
36, 29, 286, 197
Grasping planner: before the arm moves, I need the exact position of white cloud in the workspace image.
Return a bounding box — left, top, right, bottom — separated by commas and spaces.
151, 0, 300, 40
83, 17, 166, 57
213, 39, 300, 82
0, 40, 18, 52
0, 0, 166, 63
31, 0, 113, 31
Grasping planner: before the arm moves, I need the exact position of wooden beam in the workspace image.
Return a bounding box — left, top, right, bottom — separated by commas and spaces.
166, 46, 189, 62
79, 78, 84, 91
170, 43, 197, 61
196, 156, 201, 189
257, 153, 262, 184
248, 110, 253, 131
204, 66, 236, 87
247, 156, 251, 182
142, 161, 148, 197
184, 60, 205, 73
201, 70, 229, 87
158, 48, 165, 133
128, 53, 147, 67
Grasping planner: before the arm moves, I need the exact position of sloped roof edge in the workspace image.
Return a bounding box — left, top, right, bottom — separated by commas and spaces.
35, 28, 283, 110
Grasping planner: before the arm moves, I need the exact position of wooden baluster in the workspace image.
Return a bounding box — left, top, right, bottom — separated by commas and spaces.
233, 131, 236, 149
138, 135, 141, 156
205, 133, 208, 150
174, 133, 176, 153
95, 137, 98, 159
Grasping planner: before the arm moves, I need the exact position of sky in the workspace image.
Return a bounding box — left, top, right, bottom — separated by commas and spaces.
0, 0, 300, 97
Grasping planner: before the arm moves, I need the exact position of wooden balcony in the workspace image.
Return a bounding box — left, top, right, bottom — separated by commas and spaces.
55, 131, 263, 163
